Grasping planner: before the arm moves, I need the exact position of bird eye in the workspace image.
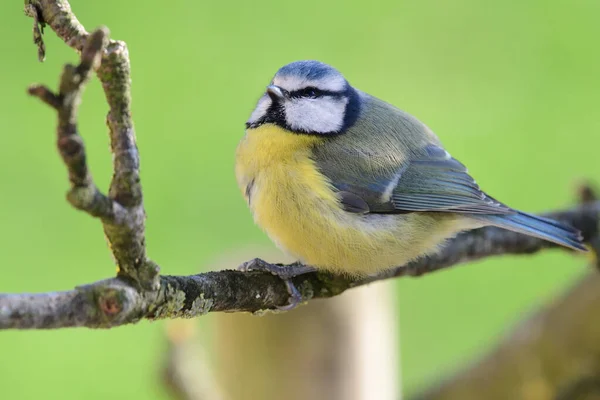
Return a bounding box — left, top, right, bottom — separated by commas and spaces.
304, 87, 318, 98
289, 87, 324, 99
293, 87, 320, 98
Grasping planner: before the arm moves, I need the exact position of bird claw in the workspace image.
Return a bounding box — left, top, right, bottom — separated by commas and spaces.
238, 258, 316, 310
277, 280, 303, 311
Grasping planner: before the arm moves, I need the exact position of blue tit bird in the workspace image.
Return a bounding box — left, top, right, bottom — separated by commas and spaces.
235, 60, 585, 292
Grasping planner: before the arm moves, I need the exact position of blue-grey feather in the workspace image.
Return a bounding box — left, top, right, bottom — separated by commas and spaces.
276, 60, 340, 81
389, 145, 512, 214
476, 212, 586, 251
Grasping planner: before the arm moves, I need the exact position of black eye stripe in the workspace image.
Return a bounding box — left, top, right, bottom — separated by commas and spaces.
289, 87, 345, 99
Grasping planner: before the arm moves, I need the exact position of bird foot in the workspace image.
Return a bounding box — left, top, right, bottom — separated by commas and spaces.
238, 258, 316, 311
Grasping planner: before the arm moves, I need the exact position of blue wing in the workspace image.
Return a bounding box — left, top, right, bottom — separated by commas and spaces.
327, 144, 585, 251
377, 144, 512, 215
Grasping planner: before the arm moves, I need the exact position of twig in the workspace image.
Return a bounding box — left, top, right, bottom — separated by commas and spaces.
578, 182, 600, 269
25, 0, 157, 290
28, 28, 114, 220
23, 2, 46, 61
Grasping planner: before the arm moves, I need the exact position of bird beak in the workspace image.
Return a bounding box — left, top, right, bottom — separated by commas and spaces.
266, 85, 286, 102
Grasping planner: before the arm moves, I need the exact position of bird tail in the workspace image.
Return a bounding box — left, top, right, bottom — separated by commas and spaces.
478, 211, 586, 251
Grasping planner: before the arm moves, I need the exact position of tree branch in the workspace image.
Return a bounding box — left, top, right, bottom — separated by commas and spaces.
1, 201, 598, 329
5, 0, 598, 331
28, 27, 115, 220
25, 0, 157, 290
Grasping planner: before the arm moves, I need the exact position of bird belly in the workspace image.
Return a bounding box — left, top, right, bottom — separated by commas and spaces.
251, 173, 466, 275
235, 125, 468, 276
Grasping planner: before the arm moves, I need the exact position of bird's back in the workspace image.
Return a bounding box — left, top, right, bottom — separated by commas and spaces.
312, 92, 441, 207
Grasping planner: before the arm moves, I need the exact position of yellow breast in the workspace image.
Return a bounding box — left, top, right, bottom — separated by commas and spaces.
235, 124, 341, 260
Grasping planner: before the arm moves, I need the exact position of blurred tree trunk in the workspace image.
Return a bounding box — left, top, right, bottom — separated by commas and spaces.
415, 271, 600, 400
163, 321, 227, 400
212, 250, 399, 400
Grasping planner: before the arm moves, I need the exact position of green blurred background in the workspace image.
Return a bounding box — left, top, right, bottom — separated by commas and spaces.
1, 0, 598, 398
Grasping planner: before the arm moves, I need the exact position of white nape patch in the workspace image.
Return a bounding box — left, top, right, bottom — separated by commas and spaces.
285, 96, 348, 133
247, 94, 272, 124
273, 74, 346, 93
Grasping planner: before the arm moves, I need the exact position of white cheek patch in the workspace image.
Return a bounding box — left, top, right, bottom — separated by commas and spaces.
273, 75, 347, 93
285, 96, 348, 133
247, 94, 272, 124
